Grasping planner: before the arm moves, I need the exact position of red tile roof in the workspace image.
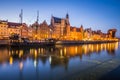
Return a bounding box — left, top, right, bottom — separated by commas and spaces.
8, 22, 22, 27
8, 22, 22, 26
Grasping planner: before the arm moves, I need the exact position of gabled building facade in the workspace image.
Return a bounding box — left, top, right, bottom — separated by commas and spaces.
38, 20, 51, 39
30, 20, 51, 40
50, 14, 70, 39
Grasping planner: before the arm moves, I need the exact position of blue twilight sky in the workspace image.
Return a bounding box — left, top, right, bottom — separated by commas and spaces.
0, 0, 120, 37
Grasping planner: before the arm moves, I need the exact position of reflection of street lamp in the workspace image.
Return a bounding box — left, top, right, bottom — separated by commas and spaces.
49, 56, 52, 64
34, 60, 37, 68
19, 62, 23, 70
50, 29, 52, 38
9, 56, 13, 65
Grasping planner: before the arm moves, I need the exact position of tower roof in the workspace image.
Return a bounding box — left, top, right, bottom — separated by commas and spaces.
8, 22, 22, 27
53, 16, 62, 23
66, 13, 69, 19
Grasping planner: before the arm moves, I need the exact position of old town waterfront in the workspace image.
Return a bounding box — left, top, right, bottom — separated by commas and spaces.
0, 1, 120, 79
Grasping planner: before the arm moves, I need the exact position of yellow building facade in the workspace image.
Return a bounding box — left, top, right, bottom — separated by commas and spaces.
0, 20, 9, 39
50, 14, 84, 40
0, 20, 28, 40
50, 14, 70, 39
31, 20, 51, 40
0, 18, 117, 41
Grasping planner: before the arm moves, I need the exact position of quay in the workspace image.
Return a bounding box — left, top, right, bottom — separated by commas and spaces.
0, 39, 118, 47
10, 41, 55, 47
55, 40, 118, 45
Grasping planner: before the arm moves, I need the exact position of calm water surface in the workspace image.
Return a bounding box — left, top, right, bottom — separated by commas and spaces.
0, 42, 120, 80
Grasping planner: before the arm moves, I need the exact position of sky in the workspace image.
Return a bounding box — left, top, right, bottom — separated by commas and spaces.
0, 0, 120, 37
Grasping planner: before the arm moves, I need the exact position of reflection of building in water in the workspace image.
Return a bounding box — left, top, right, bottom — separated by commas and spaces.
106, 42, 119, 55
0, 42, 118, 69
55, 42, 119, 59
50, 56, 69, 69
0, 48, 9, 64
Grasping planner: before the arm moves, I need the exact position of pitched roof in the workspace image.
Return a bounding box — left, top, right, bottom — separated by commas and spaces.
39, 20, 49, 28
53, 17, 62, 23
70, 27, 76, 31
0, 20, 7, 22
42, 20, 48, 26
0, 20, 8, 24
76, 28, 80, 32
8, 22, 22, 27
108, 29, 117, 32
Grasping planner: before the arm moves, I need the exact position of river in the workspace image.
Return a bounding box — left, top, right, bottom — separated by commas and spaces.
0, 42, 120, 80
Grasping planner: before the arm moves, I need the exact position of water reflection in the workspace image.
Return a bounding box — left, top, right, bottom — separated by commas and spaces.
0, 42, 119, 80
0, 42, 118, 67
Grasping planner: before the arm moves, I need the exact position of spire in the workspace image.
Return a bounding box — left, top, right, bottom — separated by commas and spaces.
43, 20, 47, 25
19, 9, 23, 24
66, 13, 69, 19
80, 25, 84, 32
80, 25, 83, 28
37, 10, 39, 23
66, 13, 70, 25
51, 14, 54, 26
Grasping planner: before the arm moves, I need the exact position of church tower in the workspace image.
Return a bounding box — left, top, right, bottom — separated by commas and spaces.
66, 13, 70, 37
66, 13, 69, 19
66, 13, 70, 25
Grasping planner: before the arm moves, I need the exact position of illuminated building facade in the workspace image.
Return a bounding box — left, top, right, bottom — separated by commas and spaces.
108, 29, 117, 38
50, 14, 85, 40
68, 26, 83, 40
0, 15, 118, 41
30, 22, 39, 40
0, 20, 28, 40
38, 20, 51, 39
84, 28, 92, 40
31, 20, 51, 40
0, 20, 9, 39
27, 27, 33, 40
50, 13, 70, 39
8, 22, 22, 37
20, 23, 28, 38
